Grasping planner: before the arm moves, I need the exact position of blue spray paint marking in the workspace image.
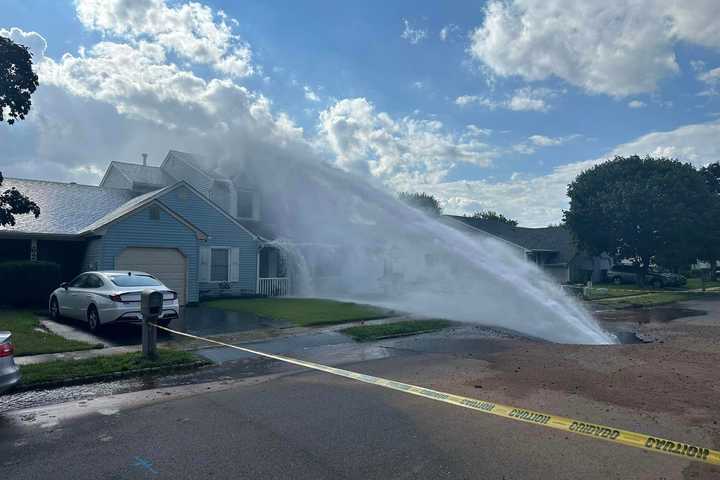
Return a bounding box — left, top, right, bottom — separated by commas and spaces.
132, 457, 158, 475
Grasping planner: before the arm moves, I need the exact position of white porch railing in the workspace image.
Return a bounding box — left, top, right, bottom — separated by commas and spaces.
258, 277, 290, 297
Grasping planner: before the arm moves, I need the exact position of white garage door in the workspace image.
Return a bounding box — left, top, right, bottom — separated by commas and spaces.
116, 247, 188, 305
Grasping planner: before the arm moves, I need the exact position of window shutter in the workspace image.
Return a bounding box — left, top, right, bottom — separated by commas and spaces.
199, 246, 211, 282
230, 248, 240, 282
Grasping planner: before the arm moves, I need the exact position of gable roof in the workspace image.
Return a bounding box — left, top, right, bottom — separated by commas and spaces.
0, 178, 137, 236
447, 215, 579, 264
101, 161, 176, 188
163, 150, 229, 181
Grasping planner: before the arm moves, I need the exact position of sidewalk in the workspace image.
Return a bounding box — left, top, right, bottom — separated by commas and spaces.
15, 345, 141, 366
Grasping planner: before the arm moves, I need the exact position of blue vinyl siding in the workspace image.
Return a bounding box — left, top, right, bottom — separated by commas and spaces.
162, 156, 213, 197
158, 185, 258, 298
82, 237, 103, 271
97, 204, 200, 303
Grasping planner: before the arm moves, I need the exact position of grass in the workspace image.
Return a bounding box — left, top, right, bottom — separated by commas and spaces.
685, 278, 720, 290
0, 309, 96, 356
584, 287, 647, 300
593, 291, 699, 308
203, 298, 392, 327
340, 319, 452, 342
19, 349, 202, 387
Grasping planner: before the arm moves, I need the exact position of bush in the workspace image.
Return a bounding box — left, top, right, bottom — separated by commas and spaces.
0, 261, 61, 307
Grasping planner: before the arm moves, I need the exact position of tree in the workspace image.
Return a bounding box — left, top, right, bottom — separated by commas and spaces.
398, 192, 442, 215
1, 35, 39, 125
0, 35, 40, 226
697, 162, 720, 277
563, 155, 713, 284
471, 210, 518, 226
0, 172, 39, 226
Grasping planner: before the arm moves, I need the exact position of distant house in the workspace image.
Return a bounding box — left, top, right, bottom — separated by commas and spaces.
0, 150, 289, 305
444, 216, 612, 284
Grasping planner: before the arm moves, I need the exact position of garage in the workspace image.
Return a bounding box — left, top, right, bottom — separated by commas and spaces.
116, 247, 188, 305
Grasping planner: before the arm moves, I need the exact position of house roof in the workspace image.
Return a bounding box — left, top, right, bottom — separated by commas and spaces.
103, 161, 176, 187
0, 178, 137, 236
79, 185, 175, 234
447, 215, 579, 264
165, 150, 229, 181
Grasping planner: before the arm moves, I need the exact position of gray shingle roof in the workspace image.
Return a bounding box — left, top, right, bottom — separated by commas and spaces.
110, 161, 175, 187
0, 178, 137, 236
167, 150, 228, 180
79, 186, 172, 234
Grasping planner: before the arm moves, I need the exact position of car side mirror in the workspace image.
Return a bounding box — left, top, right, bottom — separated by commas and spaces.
60, 282, 69, 289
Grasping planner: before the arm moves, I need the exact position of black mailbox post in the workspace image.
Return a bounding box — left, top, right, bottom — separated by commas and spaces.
141, 289, 163, 359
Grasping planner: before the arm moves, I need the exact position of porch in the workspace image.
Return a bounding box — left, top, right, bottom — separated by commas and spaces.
257, 245, 290, 296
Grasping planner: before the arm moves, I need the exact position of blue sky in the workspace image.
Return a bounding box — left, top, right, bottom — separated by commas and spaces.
2, 0, 720, 225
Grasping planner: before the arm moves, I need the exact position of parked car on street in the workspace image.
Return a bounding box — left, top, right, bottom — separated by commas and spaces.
0, 332, 20, 394
49, 271, 180, 332
606, 264, 686, 288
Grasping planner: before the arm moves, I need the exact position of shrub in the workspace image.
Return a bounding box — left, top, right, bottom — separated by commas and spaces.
0, 261, 61, 307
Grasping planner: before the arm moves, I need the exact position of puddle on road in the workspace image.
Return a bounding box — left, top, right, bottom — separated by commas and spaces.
612, 331, 651, 344
596, 307, 706, 324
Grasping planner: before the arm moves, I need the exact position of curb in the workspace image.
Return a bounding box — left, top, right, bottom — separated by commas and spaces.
15, 360, 209, 392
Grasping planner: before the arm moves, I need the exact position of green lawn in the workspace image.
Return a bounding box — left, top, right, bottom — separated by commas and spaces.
593, 292, 698, 308
20, 349, 202, 387
340, 319, 452, 342
585, 287, 647, 300
0, 309, 96, 356
685, 278, 720, 290
203, 298, 392, 327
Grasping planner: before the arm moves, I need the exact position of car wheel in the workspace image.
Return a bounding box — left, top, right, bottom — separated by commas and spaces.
612, 276, 622, 285
87, 305, 101, 333
651, 279, 663, 289
49, 297, 61, 320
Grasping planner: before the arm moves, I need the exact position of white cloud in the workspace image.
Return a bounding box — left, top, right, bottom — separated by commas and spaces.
469, 0, 720, 97
528, 135, 563, 146
455, 87, 556, 112
74, 0, 253, 77
439, 24, 459, 42
420, 120, 720, 226
0, 27, 47, 56
317, 98, 499, 186
401, 19, 427, 45
628, 100, 646, 108
304, 86, 321, 102
697, 66, 720, 96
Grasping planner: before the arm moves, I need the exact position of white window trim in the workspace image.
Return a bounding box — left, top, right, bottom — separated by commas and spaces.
209, 246, 231, 283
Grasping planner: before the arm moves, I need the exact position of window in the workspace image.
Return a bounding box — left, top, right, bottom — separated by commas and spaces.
211, 248, 229, 281
109, 275, 163, 287
85, 274, 104, 289
69, 274, 87, 288
149, 205, 161, 220
237, 190, 254, 218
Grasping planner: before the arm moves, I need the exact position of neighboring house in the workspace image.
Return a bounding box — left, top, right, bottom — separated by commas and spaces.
444, 216, 612, 284
0, 150, 289, 305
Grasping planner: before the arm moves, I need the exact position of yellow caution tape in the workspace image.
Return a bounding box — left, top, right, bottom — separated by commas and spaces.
154, 324, 720, 465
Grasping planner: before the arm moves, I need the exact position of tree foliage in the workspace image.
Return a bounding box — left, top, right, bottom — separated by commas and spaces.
1, 35, 39, 125
398, 192, 442, 215
563, 155, 713, 279
471, 210, 518, 226
697, 162, 720, 271
0, 172, 40, 226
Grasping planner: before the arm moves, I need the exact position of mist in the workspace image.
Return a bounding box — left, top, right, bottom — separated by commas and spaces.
211, 149, 615, 345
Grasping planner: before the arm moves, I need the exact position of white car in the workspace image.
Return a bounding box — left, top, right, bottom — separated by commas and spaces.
49, 271, 180, 332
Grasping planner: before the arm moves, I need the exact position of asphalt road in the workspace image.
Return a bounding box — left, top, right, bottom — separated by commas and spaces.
1, 349, 710, 480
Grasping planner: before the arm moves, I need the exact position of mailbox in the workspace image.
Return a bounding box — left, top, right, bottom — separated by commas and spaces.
141, 289, 163, 319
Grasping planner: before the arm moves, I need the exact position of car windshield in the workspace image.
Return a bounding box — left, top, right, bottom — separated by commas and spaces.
109, 275, 163, 287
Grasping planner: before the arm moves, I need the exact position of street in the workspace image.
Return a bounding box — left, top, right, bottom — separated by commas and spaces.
3, 297, 720, 479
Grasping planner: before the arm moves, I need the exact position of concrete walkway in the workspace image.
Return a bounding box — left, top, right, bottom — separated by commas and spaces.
15, 345, 140, 366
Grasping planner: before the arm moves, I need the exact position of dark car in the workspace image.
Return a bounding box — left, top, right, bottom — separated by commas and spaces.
606, 264, 686, 288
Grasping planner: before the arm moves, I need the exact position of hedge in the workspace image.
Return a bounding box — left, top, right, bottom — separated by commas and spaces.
0, 261, 61, 307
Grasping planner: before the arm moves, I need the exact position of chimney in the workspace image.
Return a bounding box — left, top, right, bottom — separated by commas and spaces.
141, 153, 148, 166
